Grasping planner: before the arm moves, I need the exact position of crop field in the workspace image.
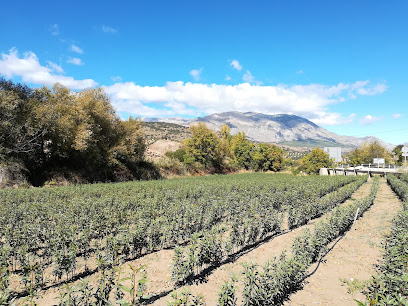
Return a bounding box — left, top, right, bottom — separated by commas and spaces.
0, 173, 406, 305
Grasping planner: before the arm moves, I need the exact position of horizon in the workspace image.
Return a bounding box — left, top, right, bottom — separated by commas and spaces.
1, 0, 407, 144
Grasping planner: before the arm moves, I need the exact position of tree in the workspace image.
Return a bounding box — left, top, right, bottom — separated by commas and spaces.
251, 143, 284, 172
344, 141, 392, 164
300, 148, 333, 174
231, 132, 254, 170
0, 78, 44, 163
219, 124, 233, 158
183, 122, 222, 170
0, 79, 148, 185
392, 145, 404, 165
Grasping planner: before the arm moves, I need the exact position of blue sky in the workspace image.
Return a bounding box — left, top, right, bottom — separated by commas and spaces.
0, 0, 407, 145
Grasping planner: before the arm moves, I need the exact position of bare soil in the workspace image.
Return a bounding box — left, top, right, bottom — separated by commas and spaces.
146, 139, 181, 160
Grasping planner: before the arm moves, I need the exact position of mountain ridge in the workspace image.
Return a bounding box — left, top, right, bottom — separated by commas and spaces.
144, 111, 395, 150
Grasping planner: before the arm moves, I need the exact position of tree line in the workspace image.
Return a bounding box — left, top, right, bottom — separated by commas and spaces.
0, 78, 152, 186
162, 122, 285, 174
2, 77, 400, 186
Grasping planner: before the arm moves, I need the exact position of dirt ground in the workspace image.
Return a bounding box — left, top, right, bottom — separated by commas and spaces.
285, 178, 401, 306
20, 178, 398, 306
146, 139, 181, 160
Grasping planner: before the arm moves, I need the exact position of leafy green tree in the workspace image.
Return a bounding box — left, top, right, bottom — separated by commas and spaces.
251, 143, 284, 172
300, 148, 333, 174
165, 148, 186, 162
344, 141, 392, 164
0, 78, 148, 184
392, 144, 404, 165
231, 132, 254, 170
183, 122, 222, 170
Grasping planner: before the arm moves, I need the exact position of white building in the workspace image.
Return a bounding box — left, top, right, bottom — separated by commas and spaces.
324, 147, 342, 163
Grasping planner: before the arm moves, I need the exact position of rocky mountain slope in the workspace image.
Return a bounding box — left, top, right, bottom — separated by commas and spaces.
145, 111, 395, 150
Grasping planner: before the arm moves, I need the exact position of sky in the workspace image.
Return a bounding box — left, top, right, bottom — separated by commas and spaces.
0, 0, 407, 145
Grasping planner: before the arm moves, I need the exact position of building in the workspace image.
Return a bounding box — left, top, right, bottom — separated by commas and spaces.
324, 147, 342, 163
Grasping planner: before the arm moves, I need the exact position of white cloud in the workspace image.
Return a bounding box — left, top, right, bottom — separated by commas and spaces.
296, 70, 304, 74
355, 83, 387, 95
393, 113, 402, 119
242, 70, 262, 85
230, 59, 242, 71
49, 24, 60, 36
71, 44, 83, 54
189, 68, 202, 81
225, 75, 231, 81
67, 57, 84, 66
359, 114, 383, 125
111, 76, 122, 82
311, 113, 356, 126
102, 25, 118, 34
0, 48, 97, 90
104, 80, 386, 121
47, 61, 64, 74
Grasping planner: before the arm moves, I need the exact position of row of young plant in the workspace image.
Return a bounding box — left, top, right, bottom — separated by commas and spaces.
171, 203, 283, 283
234, 176, 380, 305
0, 174, 357, 300
170, 176, 365, 284
359, 175, 408, 305
387, 174, 408, 202
400, 173, 408, 185
288, 175, 367, 229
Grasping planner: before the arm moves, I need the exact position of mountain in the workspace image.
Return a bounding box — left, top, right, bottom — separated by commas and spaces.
145, 111, 395, 150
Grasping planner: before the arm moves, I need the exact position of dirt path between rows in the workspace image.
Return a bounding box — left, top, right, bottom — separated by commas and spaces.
150, 180, 372, 305
285, 178, 401, 306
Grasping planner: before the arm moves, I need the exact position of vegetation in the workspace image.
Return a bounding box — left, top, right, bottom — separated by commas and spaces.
299, 147, 333, 174
392, 144, 407, 165
239, 176, 379, 305
344, 141, 392, 165
159, 124, 285, 175
279, 139, 353, 148
0, 78, 152, 186
170, 175, 363, 284
0, 173, 362, 303
360, 175, 408, 305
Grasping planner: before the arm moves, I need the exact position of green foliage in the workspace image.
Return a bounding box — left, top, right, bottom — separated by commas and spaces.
240, 177, 380, 305
231, 132, 254, 170
183, 122, 222, 171
167, 288, 204, 306
0, 78, 147, 185
362, 186, 408, 305
392, 144, 405, 165
217, 279, 237, 306
165, 148, 187, 162
116, 265, 149, 306
300, 147, 333, 174
0, 173, 366, 303
344, 141, 392, 165
251, 143, 284, 172
171, 175, 361, 283
156, 156, 187, 176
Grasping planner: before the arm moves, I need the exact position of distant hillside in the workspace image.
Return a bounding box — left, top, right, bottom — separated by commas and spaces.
146, 111, 395, 150
143, 122, 190, 143
143, 122, 190, 160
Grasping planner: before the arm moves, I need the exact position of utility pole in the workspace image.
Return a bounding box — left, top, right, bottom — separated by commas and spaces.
402, 146, 408, 172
